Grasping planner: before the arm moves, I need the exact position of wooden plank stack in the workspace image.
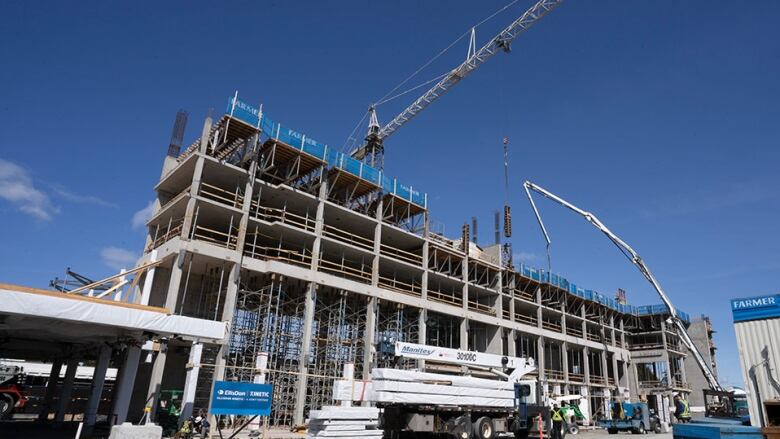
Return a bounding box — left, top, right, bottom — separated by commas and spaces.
307, 406, 383, 438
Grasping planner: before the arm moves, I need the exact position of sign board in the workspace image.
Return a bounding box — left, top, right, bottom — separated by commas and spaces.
210, 381, 273, 416
731, 294, 780, 323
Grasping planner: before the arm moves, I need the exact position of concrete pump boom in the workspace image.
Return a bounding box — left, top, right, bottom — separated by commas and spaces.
522, 180, 724, 392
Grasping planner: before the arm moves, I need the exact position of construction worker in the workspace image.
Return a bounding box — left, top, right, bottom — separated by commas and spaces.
551, 404, 564, 439
673, 394, 691, 423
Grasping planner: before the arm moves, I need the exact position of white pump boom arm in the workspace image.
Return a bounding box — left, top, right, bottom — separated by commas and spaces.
522, 181, 724, 392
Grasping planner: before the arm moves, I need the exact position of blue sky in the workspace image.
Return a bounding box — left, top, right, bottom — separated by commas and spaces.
1, 1, 778, 387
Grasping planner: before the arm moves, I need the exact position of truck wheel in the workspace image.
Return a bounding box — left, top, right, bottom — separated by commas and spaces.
652, 422, 662, 434
0, 394, 14, 420
608, 428, 618, 435
632, 423, 646, 435
568, 425, 579, 435
473, 417, 495, 439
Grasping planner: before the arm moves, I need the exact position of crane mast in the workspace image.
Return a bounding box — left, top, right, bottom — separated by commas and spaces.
522, 181, 724, 393
352, 0, 563, 167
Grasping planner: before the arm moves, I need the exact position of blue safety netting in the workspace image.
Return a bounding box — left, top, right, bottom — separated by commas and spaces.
226, 96, 427, 209
518, 262, 689, 321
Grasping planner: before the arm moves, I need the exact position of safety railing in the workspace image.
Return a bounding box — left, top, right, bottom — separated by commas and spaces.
542, 319, 562, 332
586, 332, 603, 342
323, 224, 374, 251
243, 242, 312, 269
318, 257, 372, 284
515, 288, 536, 302
566, 326, 584, 338
515, 313, 538, 326
468, 300, 496, 316
146, 218, 184, 252
544, 369, 565, 381
251, 204, 316, 233
199, 182, 244, 209
639, 380, 666, 389
192, 225, 238, 250
569, 372, 585, 383
629, 342, 665, 351
380, 244, 423, 266
502, 308, 511, 321
427, 288, 463, 308
590, 375, 606, 386
377, 275, 422, 298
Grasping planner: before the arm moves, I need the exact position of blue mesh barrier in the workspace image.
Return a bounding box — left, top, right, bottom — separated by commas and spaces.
362, 166, 380, 185
226, 96, 427, 208
396, 184, 411, 201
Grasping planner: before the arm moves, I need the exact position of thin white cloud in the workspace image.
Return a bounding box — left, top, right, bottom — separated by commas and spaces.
514, 252, 538, 263
132, 200, 155, 229
0, 159, 58, 221
51, 186, 119, 209
100, 246, 138, 271
640, 179, 778, 218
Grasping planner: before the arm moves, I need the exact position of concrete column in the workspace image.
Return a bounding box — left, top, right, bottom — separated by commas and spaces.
418, 308, 427, 346
179, 342, 203, 422
293, 178, 328, 425
139, 249, 158, 306
583, 346, 591, 383
460, 318, 469, 350
180, 155, 207, 241
164, 251, 186, 311
145, 342, 168, 423
537, 336, 546, 381
494, 270, 503, 319
84, 345, 112, 426
562, 341, 570, 386
37, 359, 62, 422
55, 359, 78, 422
111, 346, 141, 425
660, 318, 669, 350
294, 282, 316, 425
363, 197, 382, 379
487, 324, 502, 354
611, 354, 620, 390
601, 350, 610, 385
508, 330, 517, 357
418, 213, 430, 369
249, 353, 269, 432
421, 212, 430, 299
610, 315, 617, 346
362, 297, 377, 381
620, 319, 626, 348
536, 286, 543, 329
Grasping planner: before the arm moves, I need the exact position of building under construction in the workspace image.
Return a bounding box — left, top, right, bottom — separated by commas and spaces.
126, 97, 705, 427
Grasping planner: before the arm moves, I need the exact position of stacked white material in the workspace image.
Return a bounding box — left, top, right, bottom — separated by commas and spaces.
333, 368, 524, 408
307, 406, 382, 438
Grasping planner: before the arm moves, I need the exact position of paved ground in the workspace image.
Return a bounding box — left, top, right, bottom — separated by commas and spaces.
573, 429, 672, 439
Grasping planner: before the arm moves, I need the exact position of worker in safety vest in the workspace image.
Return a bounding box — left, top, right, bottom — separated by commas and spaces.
673, 394, 691, 423
551, 404, 564, 439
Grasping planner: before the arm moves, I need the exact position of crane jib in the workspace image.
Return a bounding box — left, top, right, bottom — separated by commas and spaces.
372, 0, 563, 143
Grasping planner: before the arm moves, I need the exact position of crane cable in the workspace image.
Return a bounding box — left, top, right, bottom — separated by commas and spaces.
373, 0, 524, 109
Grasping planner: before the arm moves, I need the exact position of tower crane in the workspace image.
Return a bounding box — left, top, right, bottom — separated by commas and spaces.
522, 181, 724, 393
351, 0, 563, 169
